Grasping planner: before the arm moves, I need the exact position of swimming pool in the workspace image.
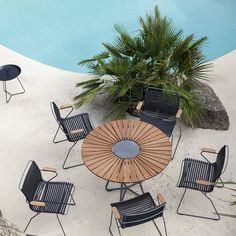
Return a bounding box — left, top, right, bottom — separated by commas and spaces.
0, 0, 235, 73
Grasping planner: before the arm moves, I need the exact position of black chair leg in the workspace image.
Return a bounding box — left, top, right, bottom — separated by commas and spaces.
202, 192, 220, 220
215, 177, 224, 188
3, 77, 25, 103
152, 220, 163, 236
68, 192, 76, 206
176, 188, 187, 216
53, 126, 67, 144
177, 188, 220, 220
62, 141, 84, 170
115, 218, 121, 236
24, 212, 40, 233
56, 214, 66, 236
162, 215, 168, 236
109, 212, 114, 236
171, 123, 181, 160
52, 107, 73, 144
109, 212, 121, 236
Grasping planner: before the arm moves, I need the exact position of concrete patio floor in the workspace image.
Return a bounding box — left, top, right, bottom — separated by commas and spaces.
0, 45, 235, 236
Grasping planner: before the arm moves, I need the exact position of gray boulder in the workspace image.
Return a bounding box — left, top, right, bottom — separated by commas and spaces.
192, 82, 229, 130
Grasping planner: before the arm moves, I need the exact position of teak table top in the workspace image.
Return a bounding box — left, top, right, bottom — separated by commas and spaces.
81, 119, 172, 183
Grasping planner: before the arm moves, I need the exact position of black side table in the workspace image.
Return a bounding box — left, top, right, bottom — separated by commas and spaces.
0, 64, 25, 103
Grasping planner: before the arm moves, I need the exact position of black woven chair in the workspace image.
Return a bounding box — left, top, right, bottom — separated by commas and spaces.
137, 87, 182, 159
50, 102, 94, 169
109, 192, 167, 236
19, 160, 75, 235
176, 145, 229, 220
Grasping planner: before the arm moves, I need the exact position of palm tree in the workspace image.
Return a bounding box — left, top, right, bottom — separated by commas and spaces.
74, 6, 211, 126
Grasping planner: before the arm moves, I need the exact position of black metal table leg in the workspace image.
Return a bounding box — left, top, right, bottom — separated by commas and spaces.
105, 181, 144, 201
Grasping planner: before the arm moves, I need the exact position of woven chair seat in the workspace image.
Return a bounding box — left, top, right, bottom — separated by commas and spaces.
111, 193, 165, 229
31, 181, 74, 215
141, 111, 176, 137
178, 158, 215, 192
62, 113, 93, 142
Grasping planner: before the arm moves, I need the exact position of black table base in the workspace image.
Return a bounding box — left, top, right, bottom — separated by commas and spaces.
105, 181, 144, 201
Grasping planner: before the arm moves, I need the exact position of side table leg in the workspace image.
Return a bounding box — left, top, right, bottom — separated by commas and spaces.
2, 77, 25, 103
3, 81, 8, 103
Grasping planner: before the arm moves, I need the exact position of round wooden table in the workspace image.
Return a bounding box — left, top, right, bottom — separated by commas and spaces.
81, 119, 172, 200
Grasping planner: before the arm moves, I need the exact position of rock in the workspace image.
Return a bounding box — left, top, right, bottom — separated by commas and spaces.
0, 216, 25, 235
192, 82, 229, 130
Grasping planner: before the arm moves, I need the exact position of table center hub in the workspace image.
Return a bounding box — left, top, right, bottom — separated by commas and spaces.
112, 139, 140, 159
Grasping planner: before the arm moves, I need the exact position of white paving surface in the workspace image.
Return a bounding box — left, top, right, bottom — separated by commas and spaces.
0, 45, 235, 236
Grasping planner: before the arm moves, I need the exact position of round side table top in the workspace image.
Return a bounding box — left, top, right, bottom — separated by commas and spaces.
0, 64, 21, 81
81, 119, 172, 183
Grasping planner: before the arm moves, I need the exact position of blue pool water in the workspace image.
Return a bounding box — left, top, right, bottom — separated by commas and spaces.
0, 0, 235, 73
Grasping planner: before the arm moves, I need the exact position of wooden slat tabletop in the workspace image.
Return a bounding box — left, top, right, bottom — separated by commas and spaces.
81, 119, 171, 183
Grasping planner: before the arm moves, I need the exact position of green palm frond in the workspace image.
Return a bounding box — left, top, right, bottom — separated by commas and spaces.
102, 58, 130, 76
74, 85, 104, 107
75, 5, 210, 124
75, 78, 103, 88
104, 101, 129, 120
79, 51, 109, 65
103, 43, 122, 58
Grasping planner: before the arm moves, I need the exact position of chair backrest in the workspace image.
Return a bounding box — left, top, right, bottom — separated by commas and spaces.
213, 145, 229, 181
50, 102, 62, 124
19, 161, 43, 203
122, 203, 166, 228
144, 87, 180, 116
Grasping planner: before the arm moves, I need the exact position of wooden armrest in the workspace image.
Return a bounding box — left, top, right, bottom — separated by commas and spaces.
70, 128, 84, 134
60, 104, 73, 109
201, 148, 217, 154
156, 192, 166, 204
41, 167, 57, 172
112, 207, 120, 219
136, 101, 144, 110
176, 109, 182, 118
196, 179, 214, 186
30, 201, 46, 207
